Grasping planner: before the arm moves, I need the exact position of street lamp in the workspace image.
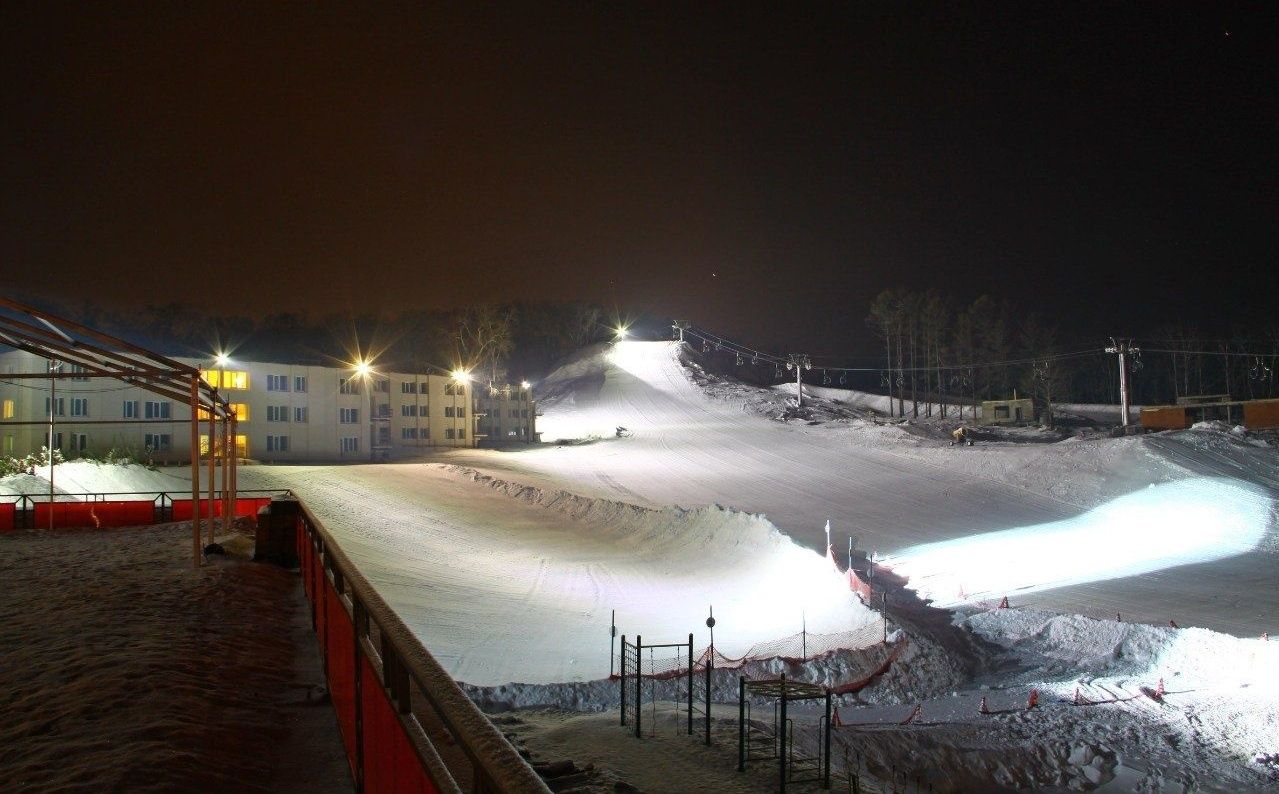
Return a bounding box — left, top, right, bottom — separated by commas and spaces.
354, 360, 375, 461
451, 369, 471, 446
614, 326, 629, 340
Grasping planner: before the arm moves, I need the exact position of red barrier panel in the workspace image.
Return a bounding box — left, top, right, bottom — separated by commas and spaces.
361, 654, 440, 794
324, 576, 358, 776
0, 502, 14, 532
32, 501, 153, 529
172, 497, 274, 521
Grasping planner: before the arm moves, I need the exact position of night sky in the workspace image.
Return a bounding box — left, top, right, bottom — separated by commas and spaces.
3, 3, 1276, 355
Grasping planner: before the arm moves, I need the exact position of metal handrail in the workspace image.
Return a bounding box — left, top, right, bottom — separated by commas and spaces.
296, 498, 550, 794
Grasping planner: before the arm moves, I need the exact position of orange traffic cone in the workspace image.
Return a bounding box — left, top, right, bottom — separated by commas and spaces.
998, 596, 1009, 609
1027, 689, 1039, 710
978, 696, 989, 714
1155, 678, 1165, 698
1169, 619, 1179, 629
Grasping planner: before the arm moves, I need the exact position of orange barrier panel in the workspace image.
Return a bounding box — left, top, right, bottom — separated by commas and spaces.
1140, 406, 1190, 430
0, 502, 14, 532
325, 576, 358, 777
361, 654, 440, 794
1244, 399, 1279, 430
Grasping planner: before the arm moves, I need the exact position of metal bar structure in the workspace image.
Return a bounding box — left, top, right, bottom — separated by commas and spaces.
291, 498, 551, 793
634, 635, 642, 740
0, 298, 232, 567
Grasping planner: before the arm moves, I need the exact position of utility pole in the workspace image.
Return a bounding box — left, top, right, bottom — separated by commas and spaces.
786, 354, 811, 407
1106, 338, 1139, 429
672, 322, 685, 343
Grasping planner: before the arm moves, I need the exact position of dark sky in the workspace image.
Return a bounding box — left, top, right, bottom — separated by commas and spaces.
3, 3, 1276, 355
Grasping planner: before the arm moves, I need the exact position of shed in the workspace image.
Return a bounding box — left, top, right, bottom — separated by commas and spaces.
979, 397, 1035, 426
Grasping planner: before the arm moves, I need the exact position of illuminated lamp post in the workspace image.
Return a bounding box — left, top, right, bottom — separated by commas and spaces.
355, 360, 374, 462
451, 369, 471, 447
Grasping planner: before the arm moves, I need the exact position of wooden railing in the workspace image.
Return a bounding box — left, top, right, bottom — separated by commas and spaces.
288, 498, 551, 794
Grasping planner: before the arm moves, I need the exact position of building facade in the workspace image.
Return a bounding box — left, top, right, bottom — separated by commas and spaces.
0, 351, 537, 463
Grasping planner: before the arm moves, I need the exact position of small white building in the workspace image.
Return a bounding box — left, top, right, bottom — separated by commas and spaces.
0, 351, 536, 463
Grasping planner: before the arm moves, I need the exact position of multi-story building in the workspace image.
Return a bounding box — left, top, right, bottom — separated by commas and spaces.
0, 351, 537, 462
475, 384, 538, 445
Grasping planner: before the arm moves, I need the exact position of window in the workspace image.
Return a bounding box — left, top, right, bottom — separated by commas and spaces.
266, 435, 289, 452
521, 409, 528, 418
340, 407, 359, 424
2, 399, 13, 419
294, 376, 308, 393
122, 400, 139, 419
267, 374, 289, 392
458, 428, 465, 439
266, 405, 290, 422
71, 397, 89, 417
144, 433, 171, 452
340, 436, 359, 453
456, 406, 465, 418
71, 433, 88, 452
294, 406, 308, 423
68, 364, 89, 382
401, 427, 417, 439
418, 426, 429, 440
444, 406, 454, 418
376, 403, 390, 419
995, 405, 1010, 420
373, 379, 389, 393
201, 370, 248, 390
401, 404, 417, 417
400, 381, 417, 394
144, 401, 171, 420
45, 397, 66, 416
445, 428, 455, 440
339, 378, 359, 395
510, 409, 519, 418
230, 403, 248, 421
444, 383, 456, 396
46, 431, 63, 448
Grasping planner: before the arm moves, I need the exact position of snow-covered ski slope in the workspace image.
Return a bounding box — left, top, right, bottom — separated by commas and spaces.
447, 341, 1278, 636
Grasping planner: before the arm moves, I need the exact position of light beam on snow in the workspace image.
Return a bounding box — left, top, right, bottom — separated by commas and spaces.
881, 477, 1273, 607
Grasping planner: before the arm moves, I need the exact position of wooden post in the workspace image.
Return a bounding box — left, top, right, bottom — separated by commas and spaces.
207, 405, 216, 545
221, 415, 230, 528
229, 414, 238, 507
189, 376, 201, 568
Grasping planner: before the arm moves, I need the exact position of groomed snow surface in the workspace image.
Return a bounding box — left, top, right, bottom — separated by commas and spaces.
5, 340, 1277, 791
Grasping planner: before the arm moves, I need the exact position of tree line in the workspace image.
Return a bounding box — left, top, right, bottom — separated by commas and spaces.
865, 289, 1279, 422
51, 299, 614, 385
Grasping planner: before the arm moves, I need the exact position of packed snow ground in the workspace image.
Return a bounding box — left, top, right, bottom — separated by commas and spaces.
5, 339, 1278, 791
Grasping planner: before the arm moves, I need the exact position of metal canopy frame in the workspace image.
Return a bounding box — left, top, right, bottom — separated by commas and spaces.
0, 297, 236, 567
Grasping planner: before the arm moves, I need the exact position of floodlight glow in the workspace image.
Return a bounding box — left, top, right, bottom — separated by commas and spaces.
354, 360, 372, 377
452, 369, 471, 382
614, 326, 629, 339
520, 380, 531, 389
881, 477, 1272, 607
214, 352, 230, 367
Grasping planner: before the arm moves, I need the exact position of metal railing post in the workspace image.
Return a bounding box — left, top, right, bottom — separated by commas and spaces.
634, 635, 642, 739
687, 633, 693, 736
619, 634, 626, 727
824, 689, 832, 789
779, 674, 787, 792
737, 676, 745, 772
